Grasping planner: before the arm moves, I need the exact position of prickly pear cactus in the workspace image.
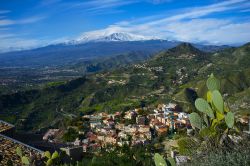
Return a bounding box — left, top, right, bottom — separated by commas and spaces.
52, 151, 59, 159
189, 112, 202, 129
225, 112, 234, 128
46, 158, 53, 166
44, 151, 51, 159
212, 90, 224, 113
167, 157, 176, 166
203, 114, 209, 126
154, 153, 167, 166
207, 91, 213, 103
190, 74, 236, 141
206, 73, 220, 91
195, 98, 214, 118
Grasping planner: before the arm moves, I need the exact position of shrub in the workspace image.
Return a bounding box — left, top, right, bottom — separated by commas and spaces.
62, 127, 78, 142
188, 139, 250, 166
177, 137, 198, 155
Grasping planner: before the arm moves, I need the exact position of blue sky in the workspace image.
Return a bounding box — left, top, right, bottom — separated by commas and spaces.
0, 0, 250, 51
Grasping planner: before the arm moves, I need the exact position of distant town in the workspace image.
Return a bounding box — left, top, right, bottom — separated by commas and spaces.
0, 103, 193, 165
1, 102, 249, 165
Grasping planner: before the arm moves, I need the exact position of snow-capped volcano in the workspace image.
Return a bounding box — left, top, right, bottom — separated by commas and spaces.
71, 32, 160, 44
103, 32, 150, 41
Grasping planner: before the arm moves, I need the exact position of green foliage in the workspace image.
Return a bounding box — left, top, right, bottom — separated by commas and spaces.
177, 137, 198, 155
15, 147, 30, 165
16, 147, 22, 157
154, 153, 167, 166
225, 112, 234, 128
1, 43, 250, 132
21, 156, 30, 165
203, 114, 209, 126
195, 98, 214, 118
46, 159, 53, 166
44, 151, 51, 159
206, 91, 212, 103
45, 81, 65, 88
199, 127, 217, 138
206, 73, 220, 91
212, 90, 224, 113
190, 74, 236, 143
167, 157, 176, 166
189, 139, 250, 166
62, 128, 78, 142
189, 112, 202, 129
77, 145, 154, 166
51, 151, 59, 159
153, 153, 176, 166
43, 151, 60, 166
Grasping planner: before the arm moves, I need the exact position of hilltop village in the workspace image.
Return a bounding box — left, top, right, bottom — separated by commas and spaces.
41, 103, 192, 162
1, 101, 249, 165
0, 103, 194, 164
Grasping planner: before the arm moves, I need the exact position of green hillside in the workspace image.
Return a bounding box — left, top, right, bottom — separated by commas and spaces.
0, 43, 249, 131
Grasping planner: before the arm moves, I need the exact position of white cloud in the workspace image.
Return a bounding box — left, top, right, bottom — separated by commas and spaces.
65, 0, 140, 15
0, 38, 42, 52
0, 14, 47, 51
1, 0, 250, 52
0, 33, 16, 39
17, 15, 46, 24
161, 19, 250, 44
142, 0, 247, 25
0, 15, 46, 27
80, 0, 250, 45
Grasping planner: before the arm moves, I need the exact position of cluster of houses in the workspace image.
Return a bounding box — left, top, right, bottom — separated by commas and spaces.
41, 103, 191, 159
2, 101, 249, 164
107, 79, 126, 85
173, 67, 189, 85
134, 63, 163, 72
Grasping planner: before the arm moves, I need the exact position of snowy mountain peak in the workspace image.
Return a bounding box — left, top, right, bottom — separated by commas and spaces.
102, 32, 149, 41
71, 32, 160, 44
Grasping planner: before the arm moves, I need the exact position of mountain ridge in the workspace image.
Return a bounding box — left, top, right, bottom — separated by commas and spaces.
73, 32, 160, 44
0, 39, 231, 68
0, 42, 249, 131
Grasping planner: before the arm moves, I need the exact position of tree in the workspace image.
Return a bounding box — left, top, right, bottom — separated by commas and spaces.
62, 128, 78, 142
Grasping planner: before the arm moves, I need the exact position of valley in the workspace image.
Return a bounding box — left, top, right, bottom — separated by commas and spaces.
1, 42, 249, 166
0, 36, 229, 95
0, 42, 249, 132
1, 1, 250, 165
